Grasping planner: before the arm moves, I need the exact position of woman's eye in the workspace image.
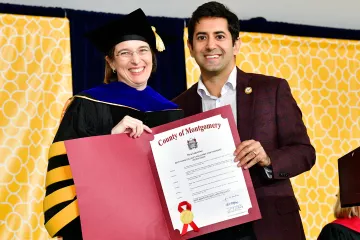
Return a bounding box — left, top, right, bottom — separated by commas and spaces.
120, 51, 131, 56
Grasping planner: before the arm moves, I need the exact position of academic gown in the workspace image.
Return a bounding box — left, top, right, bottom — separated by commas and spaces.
318, 217, 360, 240
43, 82, 183, 239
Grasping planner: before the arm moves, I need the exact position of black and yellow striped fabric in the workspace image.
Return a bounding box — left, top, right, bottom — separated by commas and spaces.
44, 141, 79, 237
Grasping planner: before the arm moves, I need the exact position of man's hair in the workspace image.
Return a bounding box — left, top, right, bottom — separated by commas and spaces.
187, 1, 240, 47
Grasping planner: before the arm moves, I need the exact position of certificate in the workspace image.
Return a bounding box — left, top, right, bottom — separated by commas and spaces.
150, 115, 252, 232
65, 105, 261, 240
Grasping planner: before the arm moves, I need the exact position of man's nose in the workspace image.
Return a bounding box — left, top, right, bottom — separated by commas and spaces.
206, 37, 216, 50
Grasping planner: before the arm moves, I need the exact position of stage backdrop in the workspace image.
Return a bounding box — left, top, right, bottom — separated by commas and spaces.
0, 14, 72, 239
184, 29, 360, 240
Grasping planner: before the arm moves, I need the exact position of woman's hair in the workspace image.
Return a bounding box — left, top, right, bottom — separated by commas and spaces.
334, 193, 360, 218
103, 45, 157, 84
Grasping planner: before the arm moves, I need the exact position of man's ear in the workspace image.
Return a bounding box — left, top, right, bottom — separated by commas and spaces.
187, 40, 194, 57
233, 36, 241, 55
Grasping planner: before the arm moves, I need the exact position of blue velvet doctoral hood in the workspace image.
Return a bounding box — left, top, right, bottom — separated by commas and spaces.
81, 81, 178, 112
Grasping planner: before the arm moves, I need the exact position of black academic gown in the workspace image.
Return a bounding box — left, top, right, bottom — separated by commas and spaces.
318, 218, 360, 240
43, 82, 183, 239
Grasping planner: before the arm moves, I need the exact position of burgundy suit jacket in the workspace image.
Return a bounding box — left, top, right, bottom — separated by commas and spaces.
173, 68, 316, 240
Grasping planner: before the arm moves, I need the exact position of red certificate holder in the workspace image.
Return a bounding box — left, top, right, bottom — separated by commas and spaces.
148, 105, 261, 239
65, 105, 261, 240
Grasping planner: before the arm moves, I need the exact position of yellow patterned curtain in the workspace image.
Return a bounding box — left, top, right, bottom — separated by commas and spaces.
0, 14, 72, 239
184, 29, 360, 239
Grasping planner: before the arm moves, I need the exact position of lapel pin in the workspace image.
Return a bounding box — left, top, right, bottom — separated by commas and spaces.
245, 87, 252, 94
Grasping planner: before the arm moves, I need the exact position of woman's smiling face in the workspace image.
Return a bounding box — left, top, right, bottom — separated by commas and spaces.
107, 40, 153, 90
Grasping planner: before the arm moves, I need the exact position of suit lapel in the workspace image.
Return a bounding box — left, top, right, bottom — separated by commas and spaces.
186, 83, 202, 117
236, 68, 255, 141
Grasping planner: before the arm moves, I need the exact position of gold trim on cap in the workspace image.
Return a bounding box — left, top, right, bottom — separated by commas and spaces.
151, 26, 165, 52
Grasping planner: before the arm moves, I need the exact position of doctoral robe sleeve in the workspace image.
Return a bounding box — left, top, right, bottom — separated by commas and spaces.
43, 97, 99, 238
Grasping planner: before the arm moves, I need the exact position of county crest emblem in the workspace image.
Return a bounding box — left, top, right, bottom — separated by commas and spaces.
187, 138, 198, 150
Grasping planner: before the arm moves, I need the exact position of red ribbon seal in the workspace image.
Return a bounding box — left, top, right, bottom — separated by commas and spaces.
178, 201, 199, 235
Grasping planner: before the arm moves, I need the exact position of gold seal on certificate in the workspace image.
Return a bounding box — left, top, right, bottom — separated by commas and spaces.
180, 210, 194, 224
177, 201, 199, 235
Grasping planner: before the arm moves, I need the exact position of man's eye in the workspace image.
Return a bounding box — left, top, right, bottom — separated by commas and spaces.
216, 35, 225, 40
197, 36, 206, 40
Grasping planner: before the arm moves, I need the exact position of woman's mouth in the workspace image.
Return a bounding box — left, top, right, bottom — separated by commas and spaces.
129, 67, 145, 73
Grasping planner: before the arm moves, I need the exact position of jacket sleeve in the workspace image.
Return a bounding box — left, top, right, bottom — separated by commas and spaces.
267, 79, 316, 179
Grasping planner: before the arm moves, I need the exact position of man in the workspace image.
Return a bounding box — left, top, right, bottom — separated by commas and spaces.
173, 2, 316, 239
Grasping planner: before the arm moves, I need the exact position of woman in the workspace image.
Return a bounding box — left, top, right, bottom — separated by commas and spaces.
318, 193, 360, 239
43, 9, 183, 239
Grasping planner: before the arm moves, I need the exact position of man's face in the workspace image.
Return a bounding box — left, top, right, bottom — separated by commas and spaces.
188, 17, 240, 76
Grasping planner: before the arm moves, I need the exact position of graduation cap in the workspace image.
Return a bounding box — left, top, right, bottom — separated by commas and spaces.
338, 146, 360, 207
85, 8, 165, 55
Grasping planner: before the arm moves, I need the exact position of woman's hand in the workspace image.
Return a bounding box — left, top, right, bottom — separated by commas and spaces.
111, 115, 152, 138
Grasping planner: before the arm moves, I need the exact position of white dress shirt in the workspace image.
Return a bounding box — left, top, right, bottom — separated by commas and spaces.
197, 66, 238, 122
196, 66, 273, 178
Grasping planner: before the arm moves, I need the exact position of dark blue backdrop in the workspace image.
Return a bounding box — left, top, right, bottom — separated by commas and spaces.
1, 3, 359, 99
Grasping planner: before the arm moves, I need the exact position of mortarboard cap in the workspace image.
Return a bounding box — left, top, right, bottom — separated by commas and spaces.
85, 8, 165, 55
338, 146, 360, 207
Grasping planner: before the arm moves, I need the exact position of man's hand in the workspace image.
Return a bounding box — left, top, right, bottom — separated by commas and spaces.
234, 140, 271, 169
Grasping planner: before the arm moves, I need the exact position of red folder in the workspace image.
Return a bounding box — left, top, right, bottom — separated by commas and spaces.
65, 105, 261, 240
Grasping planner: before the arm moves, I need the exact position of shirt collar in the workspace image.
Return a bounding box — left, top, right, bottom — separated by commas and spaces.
197, 66, 237, 99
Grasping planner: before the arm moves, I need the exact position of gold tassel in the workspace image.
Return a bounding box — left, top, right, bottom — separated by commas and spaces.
151, 26, 165, 52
